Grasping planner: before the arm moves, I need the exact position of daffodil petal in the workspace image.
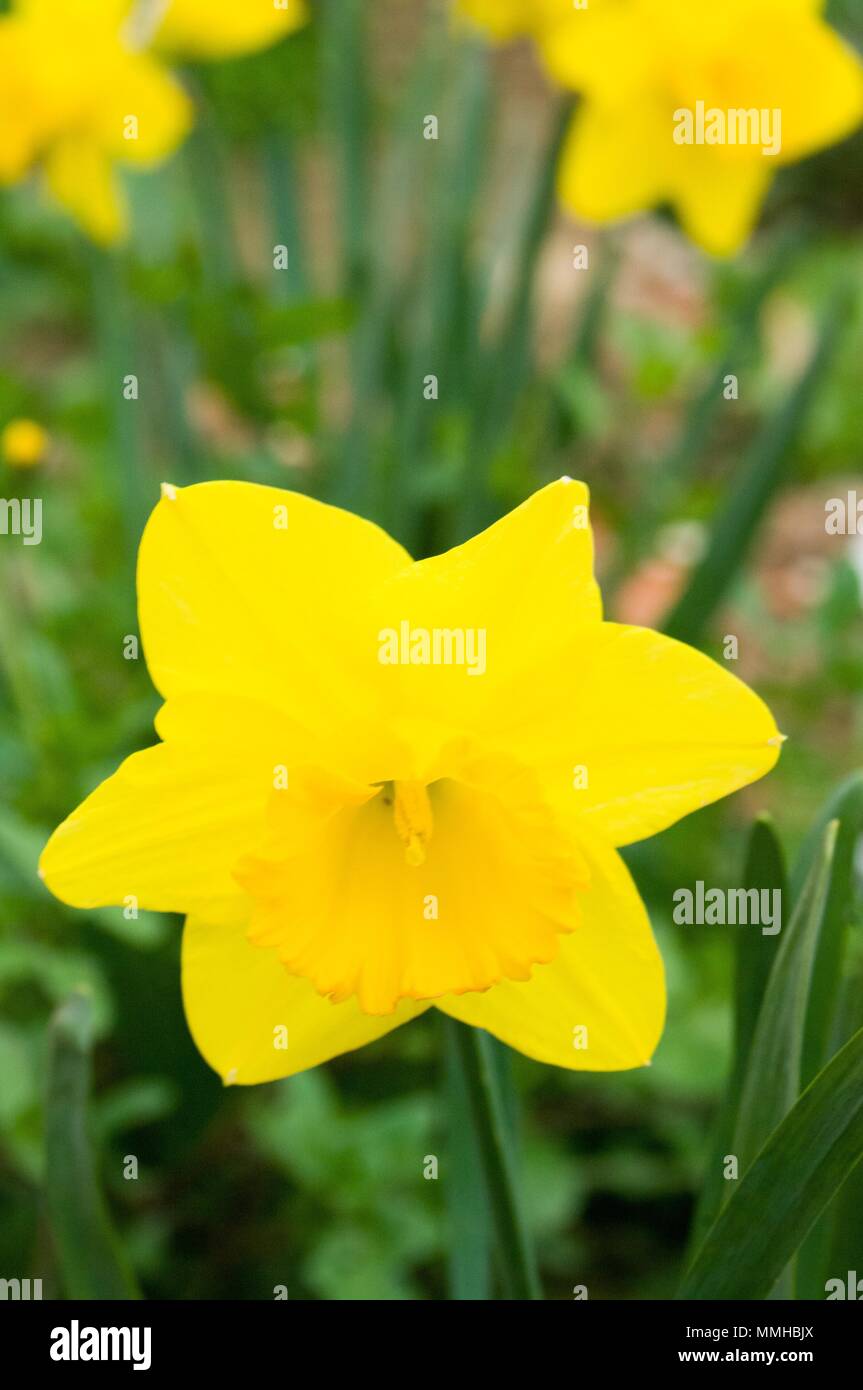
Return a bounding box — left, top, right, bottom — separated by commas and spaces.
671, 152, 772, 259
43, 136, 128, 244
39, 738, 277, 920
437, 834, 664, 1071
0, 21, 44, 181
93, 51, 193, 165
371, 478, 601, 745
488, 623, 781, 848
137, 481, 411, 767
540, 4, 657, 105
182, 915, 428, 1085
154, 0, 308, 60
557, 97, 672, 224
455, 0, 535, 42
746, 15, 863, 164
653, 1, 863, 165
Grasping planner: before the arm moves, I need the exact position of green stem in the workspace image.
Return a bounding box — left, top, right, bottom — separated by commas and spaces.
446, 1020, 541, 1300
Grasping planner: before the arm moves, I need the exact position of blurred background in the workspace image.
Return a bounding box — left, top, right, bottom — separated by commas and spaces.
0, 0, 861, 1300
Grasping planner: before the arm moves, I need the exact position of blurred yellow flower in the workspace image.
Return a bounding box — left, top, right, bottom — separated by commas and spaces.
41, 480, 780, 1083
458, 0, 863, 255
0, 0, 192, 243
456, 0, 537, 42
1, 417, 48, 468
154, 0, 309, 61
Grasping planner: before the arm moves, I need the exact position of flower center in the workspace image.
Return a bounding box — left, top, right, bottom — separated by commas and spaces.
385, 779, 433, 867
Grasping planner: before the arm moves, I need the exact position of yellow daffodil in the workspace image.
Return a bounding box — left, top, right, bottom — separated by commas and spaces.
456, 0, 538, 43
0, 0, 192, 243
1, 418, 48, 468
40, 480, 780, 1083
153, 0, 309, 61
457, 0, 863, 256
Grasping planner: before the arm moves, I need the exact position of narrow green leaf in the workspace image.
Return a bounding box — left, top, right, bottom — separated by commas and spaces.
445, 1020, 540, 1300
328, 9, 450, 518
460, 96, 574, 538
652, 235, 804, 523
262, 129, 311, 302
732, 820, 837, 1172
443, 1020, 492, 1300
320, 0, 369, 296
392, 37, 492, 545
821, 949, 863, 1294
793, 775, 863, 1297
45, 991, 140, 1300
734, 815, 789, 1076
687, 815, 787, 1251
87, 248, 149, 568
663, 290, 849, 647
679, 1024, 863, 1301
792, 772, 863, 1084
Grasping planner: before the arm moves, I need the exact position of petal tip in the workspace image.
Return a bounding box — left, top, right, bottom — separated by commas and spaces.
160, 481, 179, 501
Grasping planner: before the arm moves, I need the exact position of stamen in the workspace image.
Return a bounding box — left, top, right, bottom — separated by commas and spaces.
392, 780, 433, 867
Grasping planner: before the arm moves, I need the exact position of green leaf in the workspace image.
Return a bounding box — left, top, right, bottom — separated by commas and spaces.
733, 820, 837, 1173
821, 947, 863, 1294
460, 96, 574, 538
687, 815, 787, 1252
792, 776, 863, 1297
679, 1023, 863, 1300
443, 1020, 492, 1300
792, 773, 863, 1084
45, 990, 140, 1300
320, 0, 369, 295
663, 290, 849, 647
445, 1020, 541, 1300
733, 815, 789, 1077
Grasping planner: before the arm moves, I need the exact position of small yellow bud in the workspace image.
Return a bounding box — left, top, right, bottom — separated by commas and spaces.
2, 419, 48, 469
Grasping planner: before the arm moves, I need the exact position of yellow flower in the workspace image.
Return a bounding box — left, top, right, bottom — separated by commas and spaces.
0, 0, 192, 243
153, 0, 309, 61
456, 0, 538, 42
40, 480, 780, 1083
459, 0, 863, 256
2, 418, 48, 468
